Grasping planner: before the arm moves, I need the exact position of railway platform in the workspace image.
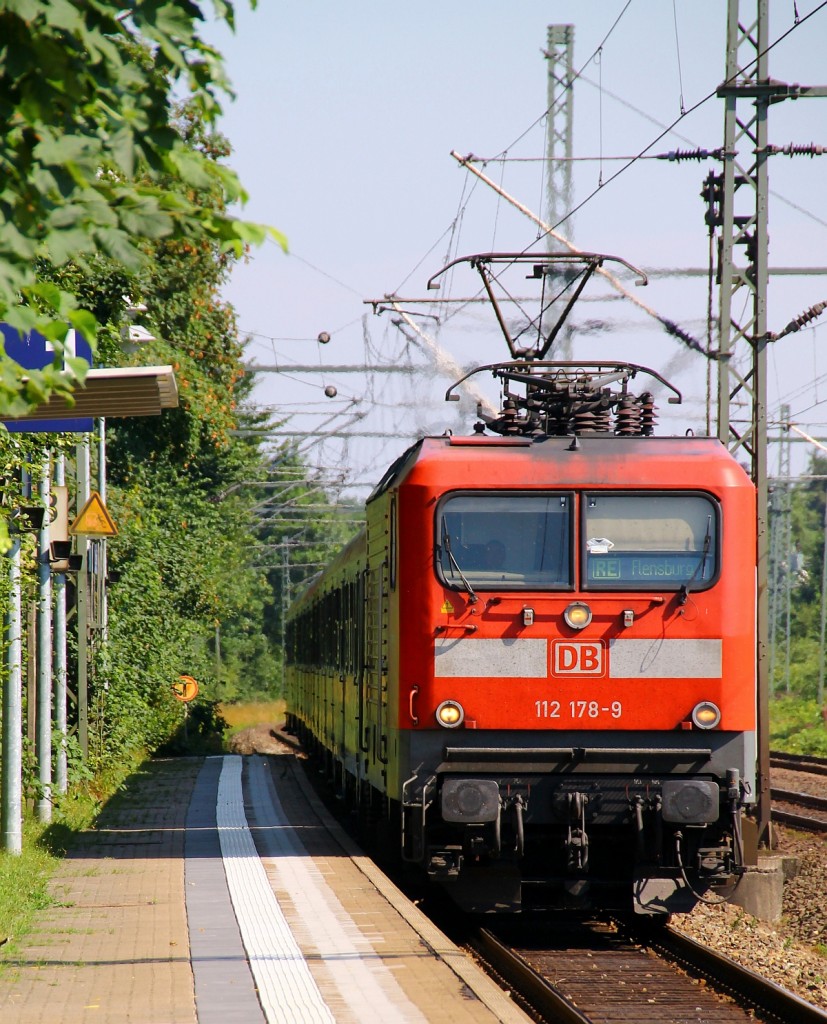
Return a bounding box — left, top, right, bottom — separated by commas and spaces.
0, 746, 530, 1024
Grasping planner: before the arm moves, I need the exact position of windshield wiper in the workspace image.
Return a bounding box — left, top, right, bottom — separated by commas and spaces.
679, 514, 712, 606
440, 517, 478, 604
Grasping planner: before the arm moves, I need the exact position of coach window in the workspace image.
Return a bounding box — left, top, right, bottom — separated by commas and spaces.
582, 492, 719, 590
436, 492, 572, 590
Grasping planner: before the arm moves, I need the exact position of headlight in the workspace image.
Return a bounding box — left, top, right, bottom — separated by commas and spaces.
564, 601, 592, 629
436, 700, 465, 728
691, 701, 721, 730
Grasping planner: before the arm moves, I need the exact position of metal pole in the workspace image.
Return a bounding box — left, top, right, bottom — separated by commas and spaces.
545, 25, 576, 359
281, 539, 288, 695
76, 437, 90, 758
819, 496, 827, 707
37, 450, 52, 822
717, 0, 772, 850
545, 25, 575, 236
97, 418, 107, 642
752, 0, 772, 851
54, 455, 68, 796
2, 531, 23, 853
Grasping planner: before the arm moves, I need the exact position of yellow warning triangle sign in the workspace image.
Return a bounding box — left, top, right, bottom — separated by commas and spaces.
69, 491, 118, 537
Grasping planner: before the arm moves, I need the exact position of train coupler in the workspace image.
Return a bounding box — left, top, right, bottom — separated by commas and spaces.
564, 791, 590, 873
427, 845, 463, 881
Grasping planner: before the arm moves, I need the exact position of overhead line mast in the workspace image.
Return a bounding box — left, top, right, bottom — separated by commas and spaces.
544, 25, 576, 361
712, 0, 827, 850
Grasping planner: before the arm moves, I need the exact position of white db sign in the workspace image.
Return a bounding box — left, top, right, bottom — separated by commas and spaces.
552, 640, 605, 677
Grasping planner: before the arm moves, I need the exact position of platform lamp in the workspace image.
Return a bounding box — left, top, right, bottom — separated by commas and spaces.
48, 540, 83, 574
9, 506, 46, 533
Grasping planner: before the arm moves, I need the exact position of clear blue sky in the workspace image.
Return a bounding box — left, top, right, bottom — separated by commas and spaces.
206, 2, 827, 492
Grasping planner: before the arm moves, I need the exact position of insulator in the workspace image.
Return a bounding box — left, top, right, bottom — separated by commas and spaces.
700, 170, 724, 230
764, 143, 826, 158
501, 399, 519, 423
545, 413, 568, 437
573, 408, 600, 434
656, 147, 723, 162
660, 317, 706, 356
593, 406, 612, 432
615, 396, 642, 436
777, 300, 827, 338
640, 392, 657, 436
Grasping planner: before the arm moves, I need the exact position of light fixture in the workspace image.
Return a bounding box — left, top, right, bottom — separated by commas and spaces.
49, 540, 72, 561
691, 701, 722, 730
436, 700, 465, 729
10, 506, 45, 533
564, 601, 592, 630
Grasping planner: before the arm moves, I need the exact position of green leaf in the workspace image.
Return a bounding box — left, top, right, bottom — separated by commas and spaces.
93, 227, 147, 270
64, 355, 90, 382
67, 309, 98, 348
167, 146, 215, 190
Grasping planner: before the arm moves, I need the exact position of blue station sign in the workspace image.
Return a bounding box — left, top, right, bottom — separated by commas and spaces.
1, 324, 94, 433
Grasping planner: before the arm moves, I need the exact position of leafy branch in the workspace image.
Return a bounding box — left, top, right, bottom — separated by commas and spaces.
0, 0, 285, 415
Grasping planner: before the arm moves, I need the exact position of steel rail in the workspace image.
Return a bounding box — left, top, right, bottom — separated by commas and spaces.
649, 923, 827, 1024
473, 918, 827, 1024
772, 808, 827, 831
771, 787, 827, 813
770, 750, 827, 776
472, 928, 592, 1024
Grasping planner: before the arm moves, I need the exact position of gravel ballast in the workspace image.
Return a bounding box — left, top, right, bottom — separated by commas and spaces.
674, 786, 827, 1011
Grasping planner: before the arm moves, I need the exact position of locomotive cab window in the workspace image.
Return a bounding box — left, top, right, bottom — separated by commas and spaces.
436, 493, 572, 590
583, 492, 719, 590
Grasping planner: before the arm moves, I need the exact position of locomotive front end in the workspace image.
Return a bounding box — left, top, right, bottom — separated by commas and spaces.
396, 423, 756, 916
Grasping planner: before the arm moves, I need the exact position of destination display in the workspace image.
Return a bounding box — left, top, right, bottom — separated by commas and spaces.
587, 551, 710, 584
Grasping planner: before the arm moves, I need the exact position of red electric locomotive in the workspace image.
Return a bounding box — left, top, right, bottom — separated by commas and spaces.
285, 255, 756, 916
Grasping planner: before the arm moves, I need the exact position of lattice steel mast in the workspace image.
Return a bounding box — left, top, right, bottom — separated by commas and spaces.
714, 0, 827, 849
544, 25, 576, 359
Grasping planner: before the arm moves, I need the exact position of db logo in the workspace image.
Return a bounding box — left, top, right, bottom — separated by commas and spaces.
551, 640, 605, 676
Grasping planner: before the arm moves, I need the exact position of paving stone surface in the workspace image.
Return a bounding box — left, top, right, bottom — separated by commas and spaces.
0, 751, 530, 1024
0, 758, 201, 1024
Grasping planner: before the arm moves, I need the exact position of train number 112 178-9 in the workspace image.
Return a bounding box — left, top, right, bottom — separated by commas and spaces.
535, 699, 622, 719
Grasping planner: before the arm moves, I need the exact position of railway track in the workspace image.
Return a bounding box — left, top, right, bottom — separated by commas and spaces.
771, 751, 827, 777
771, 750, 827, 831
470, 914, 827, 1024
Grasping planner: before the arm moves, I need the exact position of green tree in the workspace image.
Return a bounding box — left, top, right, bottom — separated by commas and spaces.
0, 0, 284, 417
84, 111, 279, 757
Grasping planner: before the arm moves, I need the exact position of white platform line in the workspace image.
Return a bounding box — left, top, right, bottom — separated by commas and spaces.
217, 756, 335, 1024
247, 757, 426, 1023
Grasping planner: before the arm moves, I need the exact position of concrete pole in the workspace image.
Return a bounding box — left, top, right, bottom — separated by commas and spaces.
37, 451, 52, 822
76, 437, 90, 758
54, 455, 68, 796
2, 531, 23, 853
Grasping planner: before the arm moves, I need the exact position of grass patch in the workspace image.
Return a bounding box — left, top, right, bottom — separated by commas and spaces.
220, 699, 286, 735
0, 818, 74, 956
769, 696, 827, 756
